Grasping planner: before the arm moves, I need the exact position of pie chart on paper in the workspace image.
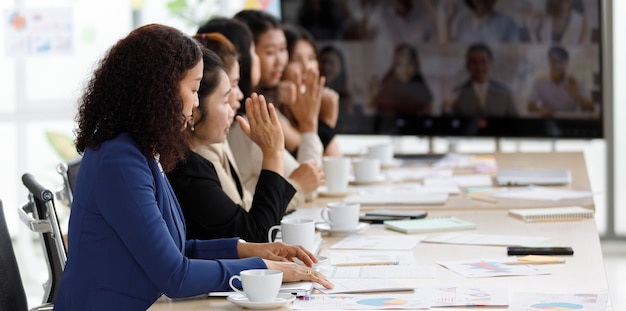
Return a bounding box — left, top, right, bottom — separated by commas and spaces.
357, 298, 408, 307
530, 302, 584, 310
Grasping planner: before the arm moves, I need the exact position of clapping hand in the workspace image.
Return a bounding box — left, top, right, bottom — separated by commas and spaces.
236, 93, 284, 155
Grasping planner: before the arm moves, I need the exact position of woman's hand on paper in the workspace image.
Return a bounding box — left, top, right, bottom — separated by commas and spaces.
264, 260, 334, 289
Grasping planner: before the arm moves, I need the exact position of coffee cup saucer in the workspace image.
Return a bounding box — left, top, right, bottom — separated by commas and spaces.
381, 158, 402, 169
315, 222, 370, 235
227, 293, 295, 309
317, 186, 359, 198
350, 174, 387, 185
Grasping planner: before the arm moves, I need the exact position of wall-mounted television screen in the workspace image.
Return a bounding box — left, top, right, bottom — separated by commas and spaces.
280, 0, 603, 138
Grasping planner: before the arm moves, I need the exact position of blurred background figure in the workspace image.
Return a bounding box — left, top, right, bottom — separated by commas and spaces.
527, 45, 594, 117
446, 43, 518, 117
369, 43, 433, 116
281, 23, 342, 156
295, 0, 348, 40
522, 0, 590, 44
443, 0, 519, 43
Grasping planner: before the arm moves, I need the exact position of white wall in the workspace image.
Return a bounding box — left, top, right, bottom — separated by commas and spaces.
612, 0, 625, 235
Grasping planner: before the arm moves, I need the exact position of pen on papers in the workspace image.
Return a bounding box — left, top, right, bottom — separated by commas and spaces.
467, 194, 498, 204
333, 261, 399, 267
503, 259, 566, 265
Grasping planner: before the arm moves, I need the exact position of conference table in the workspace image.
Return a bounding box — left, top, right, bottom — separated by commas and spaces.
149, 152, 611, 310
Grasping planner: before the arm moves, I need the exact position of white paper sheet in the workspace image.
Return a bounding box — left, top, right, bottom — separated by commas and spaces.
417, 287, 508, 307
294, 293, 429, 310
316, 278, 416, 294
424, 174, 493, 187
383, 167, 453, 182
328, 250, 416, 266
330, 235, 424, 250
438, 257, 549, 278
326, 265, 436, 278
423, 232, 550, 246
508, 292, 609, 311
489, 185, 594, 201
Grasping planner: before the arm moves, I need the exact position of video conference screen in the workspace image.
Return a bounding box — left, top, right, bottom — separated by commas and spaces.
280, 0, 603, 138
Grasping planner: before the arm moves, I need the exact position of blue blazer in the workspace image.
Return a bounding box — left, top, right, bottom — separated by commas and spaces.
54, 133, 265, 310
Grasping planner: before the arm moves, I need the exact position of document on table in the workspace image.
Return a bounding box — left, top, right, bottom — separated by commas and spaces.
489, 185, 594, 201
423, 232, 550, 246
330, 235, 423, 250
355, 183, 460, 195
293, 293, 429, 310
424, 174, 493, 188
355, 183, 423, 195
316, 278, 416, 294
328, 250, 416, 266
383, 167, 453, 182
416, 287, 508, 307
508, 291, 609, 311
325, 265, 436, 279
438, 257, 549, 278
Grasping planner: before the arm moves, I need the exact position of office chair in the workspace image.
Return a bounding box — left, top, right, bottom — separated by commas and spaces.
0, 199, 29, 311
55, 156, 81, 206
19, 173, 66, 310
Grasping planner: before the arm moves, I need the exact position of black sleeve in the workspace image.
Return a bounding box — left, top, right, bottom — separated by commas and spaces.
317, 119, 336, 149
167, 151, 295, 243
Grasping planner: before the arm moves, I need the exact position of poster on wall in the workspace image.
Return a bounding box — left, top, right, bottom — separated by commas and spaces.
4, 7, 73, 59
244, 0, 281, 17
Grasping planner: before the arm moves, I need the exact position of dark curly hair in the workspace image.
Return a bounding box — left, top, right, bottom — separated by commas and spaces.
74, 24, 202, 172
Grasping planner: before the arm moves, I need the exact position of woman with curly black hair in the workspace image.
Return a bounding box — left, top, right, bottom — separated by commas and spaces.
55, 24, 331, 310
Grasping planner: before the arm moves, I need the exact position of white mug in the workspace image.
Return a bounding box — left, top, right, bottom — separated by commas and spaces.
323, 156, 351, 192
352, 157, 381, 182
367, 144, 394, 165
267, 218, 316, 252
229, 269, 283, 302
321, 202, 361, 230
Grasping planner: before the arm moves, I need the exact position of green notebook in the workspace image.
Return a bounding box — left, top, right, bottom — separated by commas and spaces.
383, 217, 476, 234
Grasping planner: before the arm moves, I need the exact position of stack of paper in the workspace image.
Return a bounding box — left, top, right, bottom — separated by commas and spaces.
384, 217, 476, 234
508, 206, 594, 222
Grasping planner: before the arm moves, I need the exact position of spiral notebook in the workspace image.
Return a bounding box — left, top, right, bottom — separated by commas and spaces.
508, 206, 594, 223
383, 216, 476, 234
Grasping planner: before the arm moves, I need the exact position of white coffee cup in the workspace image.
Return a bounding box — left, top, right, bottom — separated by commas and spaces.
267, 218, 316, 252
323, 156, 351, 193
229, 269, 283, 302
352, 157, 381, 182
321, 202, 361, 230
367, 144, 394, 165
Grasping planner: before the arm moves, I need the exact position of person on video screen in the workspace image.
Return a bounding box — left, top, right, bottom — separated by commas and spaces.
369, 43, 433, 116
527, 46, 594, 117
319, 45, 353, 115
445, 0, 519, 43
447, 43, 517, 117
522, 0, 590, 45
295, 0, 347, 40
369, 0, 437, 45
